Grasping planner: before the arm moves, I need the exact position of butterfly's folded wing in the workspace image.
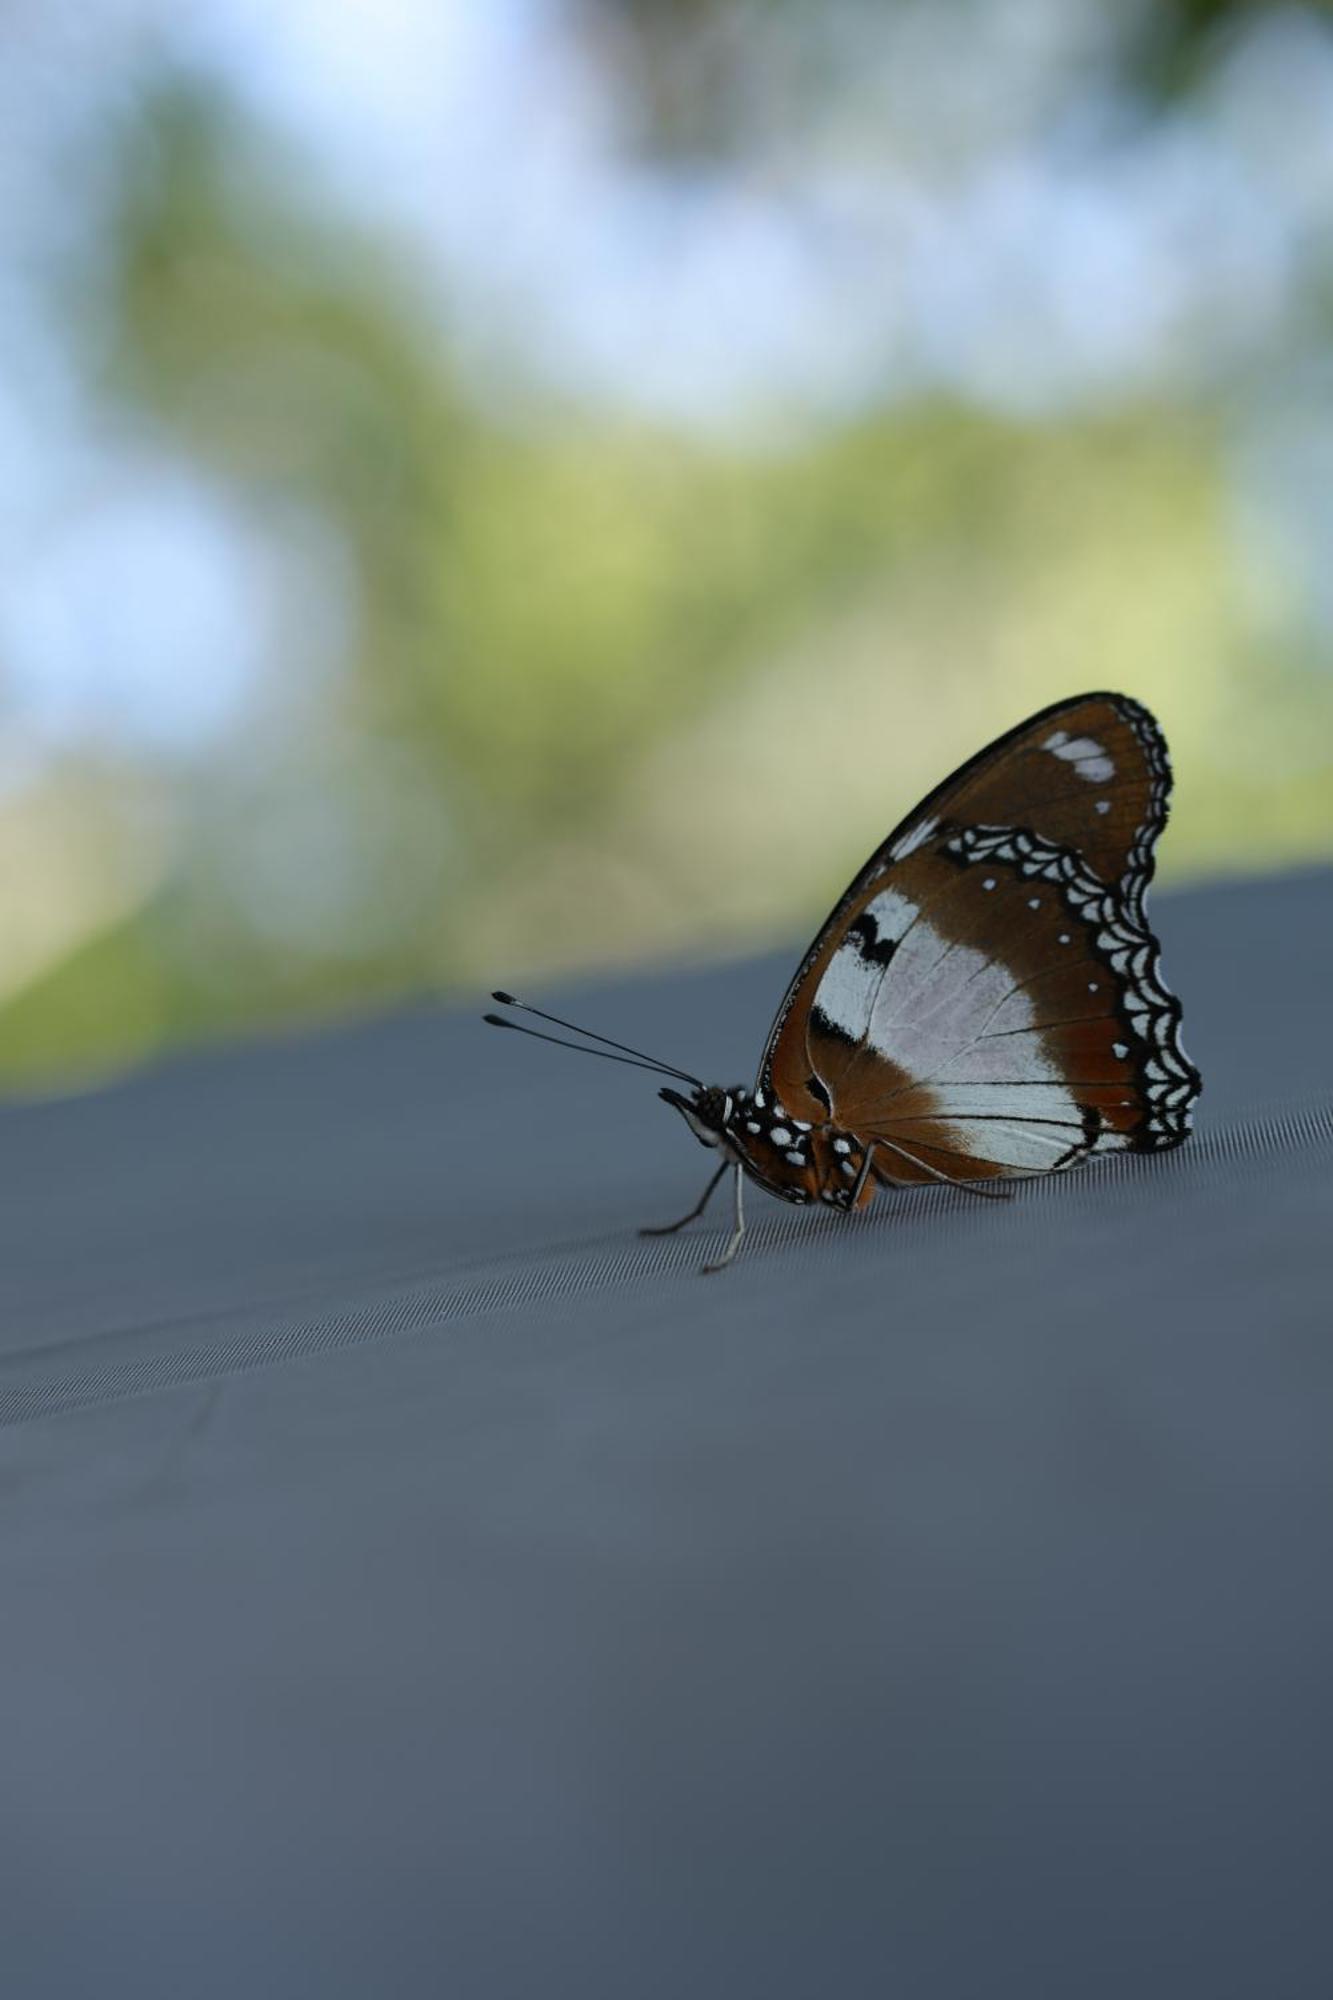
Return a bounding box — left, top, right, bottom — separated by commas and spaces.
759, 692, 1200, 1183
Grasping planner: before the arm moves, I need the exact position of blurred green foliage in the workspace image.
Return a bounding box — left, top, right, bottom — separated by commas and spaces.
3, 10, 1333, 1092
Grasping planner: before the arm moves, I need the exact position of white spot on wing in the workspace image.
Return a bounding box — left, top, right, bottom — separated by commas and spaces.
888, 816, 938, 862
1043, 729, 1116, 784
770, 1126, 792, 1146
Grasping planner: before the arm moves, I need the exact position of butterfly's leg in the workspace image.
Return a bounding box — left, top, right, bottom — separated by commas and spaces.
639, 1160, 728, 1238
847, 1148, 874, 1206
856, 1136, 1012, 1202
702, 1164, 746, 1275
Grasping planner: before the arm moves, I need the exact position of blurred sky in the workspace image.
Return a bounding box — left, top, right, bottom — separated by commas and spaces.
2, 0, 1333, 1084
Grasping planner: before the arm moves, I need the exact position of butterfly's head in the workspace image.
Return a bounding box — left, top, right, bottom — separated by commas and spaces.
659, 1083, 736, 1150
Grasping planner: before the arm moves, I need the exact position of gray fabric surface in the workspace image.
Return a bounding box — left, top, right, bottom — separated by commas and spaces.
2, 868, 1331, 1997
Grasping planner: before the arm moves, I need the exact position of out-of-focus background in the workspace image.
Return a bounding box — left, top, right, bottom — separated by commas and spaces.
2, 0, 1332, 1094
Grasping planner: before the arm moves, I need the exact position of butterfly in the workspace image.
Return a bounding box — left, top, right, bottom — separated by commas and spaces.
486, 692, 1201, 1272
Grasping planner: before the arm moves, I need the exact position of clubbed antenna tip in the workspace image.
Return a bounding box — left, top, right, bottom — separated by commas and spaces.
482, 990, 703, 1087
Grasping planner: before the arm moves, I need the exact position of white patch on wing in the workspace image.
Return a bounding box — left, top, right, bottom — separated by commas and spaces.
863, 886, 918, 941
811, 889, 919, 1040
892, 1115, 1077, 1174
828, 908, 1087, 1168
917, 1082, 1081, 1121
955, 1122, 1079, 1170
870, 934, 1012, 1068
812, 943, 885, 1040
813, 886, 1098, 1174
1042, 729, 1115, 784
888, 816, 938, 862
984, 970, 1098, 1035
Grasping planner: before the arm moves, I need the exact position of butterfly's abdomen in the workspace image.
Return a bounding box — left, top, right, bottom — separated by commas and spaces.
808, 1128, 877, 1211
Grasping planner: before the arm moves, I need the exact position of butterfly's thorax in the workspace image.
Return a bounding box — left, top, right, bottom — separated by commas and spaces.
719, 1090, 874, 1211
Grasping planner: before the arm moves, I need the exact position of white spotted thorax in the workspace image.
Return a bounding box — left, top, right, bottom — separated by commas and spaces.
659, 1083, 869, 1210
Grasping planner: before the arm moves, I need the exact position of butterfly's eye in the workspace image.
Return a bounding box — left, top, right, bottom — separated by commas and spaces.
671, 1085, 733, 1145
692, 1085, 730, 1127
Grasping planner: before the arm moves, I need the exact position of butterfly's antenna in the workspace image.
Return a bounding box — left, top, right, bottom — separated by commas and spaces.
484, 1014, 703, 1082
488, 992, 703, 1088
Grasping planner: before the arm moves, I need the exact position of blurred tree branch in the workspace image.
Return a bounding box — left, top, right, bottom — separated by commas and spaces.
574, 0, 1333, 158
